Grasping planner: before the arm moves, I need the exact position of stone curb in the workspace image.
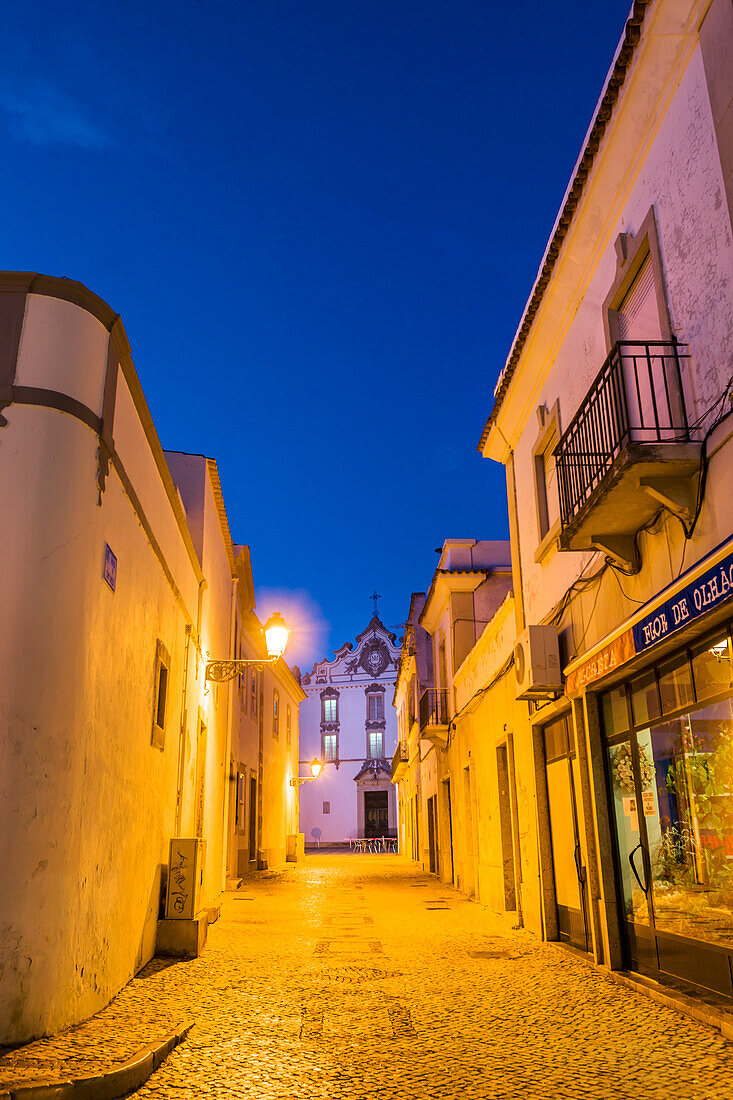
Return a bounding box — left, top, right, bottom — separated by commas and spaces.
547, 943, 733, 1042
606, 970, 733, 1042
0, 1019, 194, 1100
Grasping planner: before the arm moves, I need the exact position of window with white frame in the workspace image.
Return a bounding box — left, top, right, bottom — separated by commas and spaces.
367, 693, 384, 721
532, 401, 562, 550
323, 733, 337, 760
368, 729, 383, 758
151, 639, 171, 751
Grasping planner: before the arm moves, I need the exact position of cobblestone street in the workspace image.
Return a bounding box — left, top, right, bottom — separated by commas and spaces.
4, 854, 733, 1099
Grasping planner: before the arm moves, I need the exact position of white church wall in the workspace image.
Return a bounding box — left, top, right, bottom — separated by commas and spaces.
299, 615, 400, 845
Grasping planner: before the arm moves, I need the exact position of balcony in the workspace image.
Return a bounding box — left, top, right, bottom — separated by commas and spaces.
419, 689, 450, 749
391, 740, 409, 782
555, 341, 700, 571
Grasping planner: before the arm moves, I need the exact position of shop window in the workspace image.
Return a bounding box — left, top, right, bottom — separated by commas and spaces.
601, 687, 629, 738
368, 730, 383, 758
658, 655, 695, 715
272, 689, 280, 738
322, 732, 337, 760
692, 636, 733, 702
630, 671, 660, 727
638, 702, 733, 950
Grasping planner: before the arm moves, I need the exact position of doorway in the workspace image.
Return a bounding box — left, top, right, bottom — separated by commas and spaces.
411, 794, 420, 861
249, 776, 257, 861
497, 745, 517, 910
427, 794, 439, 875
364, 790, 389, 838
543, 713, 590, 952
463, 766, 477, 898
444, 779, 455, 884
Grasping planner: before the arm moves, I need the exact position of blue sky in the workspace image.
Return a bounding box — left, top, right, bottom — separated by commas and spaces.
1, 0, 632, 667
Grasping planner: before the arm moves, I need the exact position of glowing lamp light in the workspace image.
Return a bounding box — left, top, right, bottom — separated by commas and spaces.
310, 758, 323, 780
264, 612, 289, 659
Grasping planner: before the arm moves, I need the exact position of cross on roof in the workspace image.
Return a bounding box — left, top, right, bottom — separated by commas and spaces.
370, 590, 381, 616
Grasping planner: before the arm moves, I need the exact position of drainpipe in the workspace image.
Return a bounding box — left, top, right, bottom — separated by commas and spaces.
175, 579, 207, 835
257, 666, 265, 868
174, 625, 191, 836
220, 573, 239, 891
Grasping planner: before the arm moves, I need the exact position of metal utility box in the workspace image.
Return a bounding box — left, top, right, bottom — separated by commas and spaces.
165, 837, 204, 920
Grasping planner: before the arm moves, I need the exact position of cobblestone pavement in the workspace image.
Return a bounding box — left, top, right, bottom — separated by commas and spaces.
3, 855, 733, 1099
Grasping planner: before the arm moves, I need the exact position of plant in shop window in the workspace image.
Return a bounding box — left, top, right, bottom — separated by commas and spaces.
611, 743, 655, 793
661, 726, 733, 910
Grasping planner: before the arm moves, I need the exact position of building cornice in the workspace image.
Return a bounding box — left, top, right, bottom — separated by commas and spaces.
419, 569, 491, 636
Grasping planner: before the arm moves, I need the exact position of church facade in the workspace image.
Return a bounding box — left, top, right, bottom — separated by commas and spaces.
298, 612, 400, 845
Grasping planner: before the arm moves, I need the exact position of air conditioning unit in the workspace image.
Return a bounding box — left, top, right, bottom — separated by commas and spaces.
514, 625, 562, 700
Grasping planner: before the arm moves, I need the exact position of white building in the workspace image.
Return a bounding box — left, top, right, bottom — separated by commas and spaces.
480, 0, 733, 1003
299, 613, 400, 845
0, 272, 302, 1044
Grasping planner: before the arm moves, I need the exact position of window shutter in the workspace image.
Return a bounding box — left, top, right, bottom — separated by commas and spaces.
617, 257, 662, 340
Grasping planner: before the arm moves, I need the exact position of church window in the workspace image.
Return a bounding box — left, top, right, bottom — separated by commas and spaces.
323, 696, 337, 723
368, 730, 383, 758
323, 733, 337, 760
367, 694, 384, 721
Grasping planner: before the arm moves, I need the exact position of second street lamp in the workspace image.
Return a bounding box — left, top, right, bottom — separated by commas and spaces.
290, 758, 323, 787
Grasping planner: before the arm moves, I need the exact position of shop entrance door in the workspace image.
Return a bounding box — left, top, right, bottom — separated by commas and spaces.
543, 714, 590, 952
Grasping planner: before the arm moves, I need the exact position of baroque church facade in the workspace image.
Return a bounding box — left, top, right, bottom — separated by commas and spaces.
299, 613, 400, 845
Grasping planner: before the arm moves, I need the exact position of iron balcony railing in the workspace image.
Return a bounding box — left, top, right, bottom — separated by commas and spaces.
419, 689, 449, 731
391, 740, 409, 781
555, 341, 691, 528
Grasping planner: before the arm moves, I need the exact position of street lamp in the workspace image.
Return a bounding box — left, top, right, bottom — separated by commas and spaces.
263, 611, 289, 659
290, 758, 323, 787
205, 611, 290, 682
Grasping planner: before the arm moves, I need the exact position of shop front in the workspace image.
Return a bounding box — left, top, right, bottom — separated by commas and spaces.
601, 627, 733, 997
566, 544, 733, 1001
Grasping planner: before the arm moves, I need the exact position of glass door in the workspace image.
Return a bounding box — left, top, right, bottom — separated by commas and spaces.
607, 735, 656, 971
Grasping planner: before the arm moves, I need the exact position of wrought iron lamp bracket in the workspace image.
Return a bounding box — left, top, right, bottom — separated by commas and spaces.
205, 657, 276, 683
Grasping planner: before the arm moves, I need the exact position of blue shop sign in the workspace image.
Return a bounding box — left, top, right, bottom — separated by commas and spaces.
633, 550, 733, 653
